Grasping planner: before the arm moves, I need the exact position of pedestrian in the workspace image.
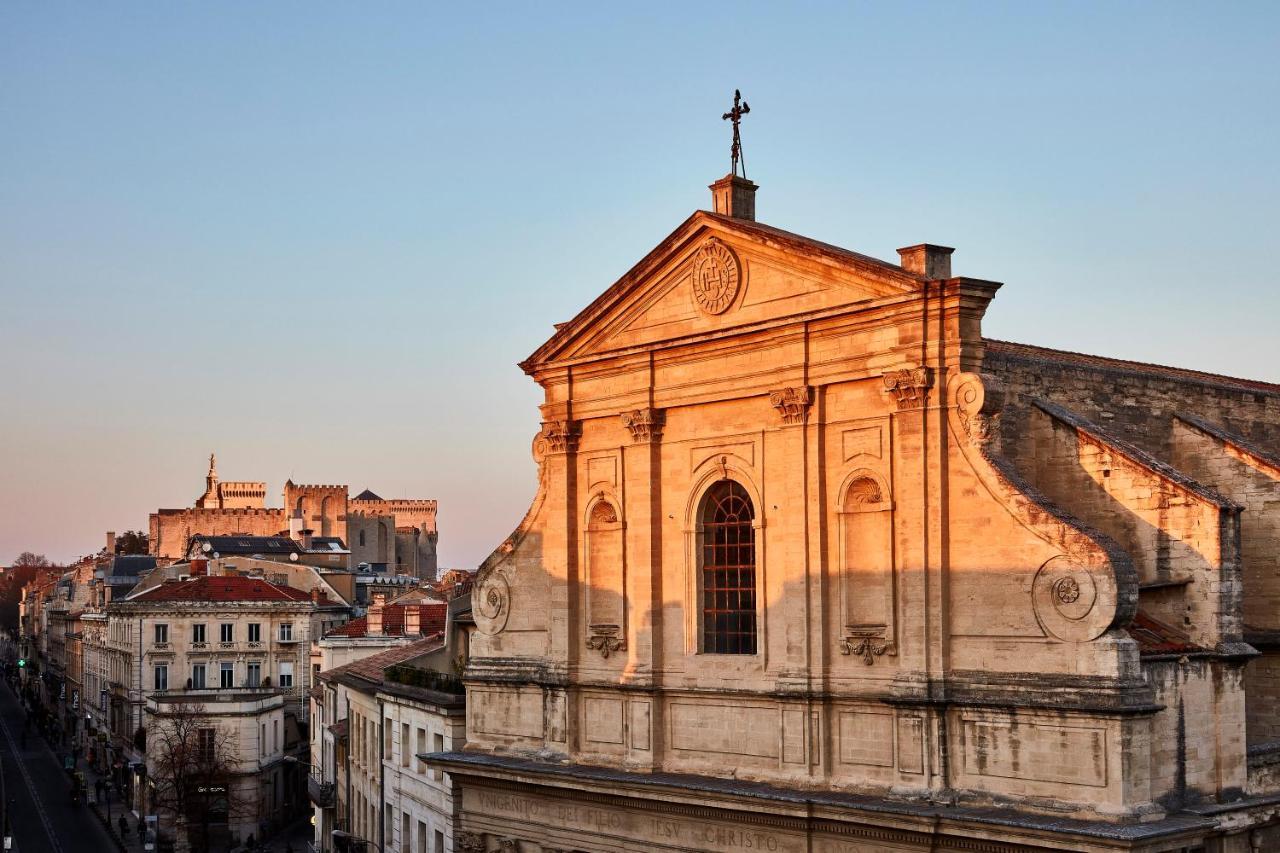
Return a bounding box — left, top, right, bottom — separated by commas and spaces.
137, 818, 146, 844
118, 815, 128, 838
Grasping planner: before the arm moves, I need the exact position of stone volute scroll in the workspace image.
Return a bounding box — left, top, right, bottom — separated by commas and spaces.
474, 571, 511, 636
691, 237, 742, 315
952, 370, 1005, 446
882, 367, 932, 411
1032, 554, 1119, 642
769, 385, 813, 425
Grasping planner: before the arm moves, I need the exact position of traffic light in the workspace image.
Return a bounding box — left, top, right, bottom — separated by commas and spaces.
16, 658, 24, 668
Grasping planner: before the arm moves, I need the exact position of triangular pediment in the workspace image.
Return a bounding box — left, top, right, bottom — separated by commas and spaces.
523, 211, 925, 369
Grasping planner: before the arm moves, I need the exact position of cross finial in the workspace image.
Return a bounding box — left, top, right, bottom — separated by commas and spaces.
723, 89, 751, 178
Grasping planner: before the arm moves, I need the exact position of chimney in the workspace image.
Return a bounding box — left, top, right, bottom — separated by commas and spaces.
311, 586, 322, 604
190, 559, 208, 577
106, 531, 117, 555
709, 174, 758, 221
368, 602, 384, 636
300, 528, 313, 551
405, 606, 420, 636
897, 244, 955, 279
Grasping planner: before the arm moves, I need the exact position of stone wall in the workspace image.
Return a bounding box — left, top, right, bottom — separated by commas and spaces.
148, 507, 285, 558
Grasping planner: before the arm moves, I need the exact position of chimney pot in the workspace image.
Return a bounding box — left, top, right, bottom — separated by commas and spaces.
897, 244, 955, 279
709, 174, 758, 221
106, 531, 117, 555
405, 606, 420, 636
368, 603, 384, 636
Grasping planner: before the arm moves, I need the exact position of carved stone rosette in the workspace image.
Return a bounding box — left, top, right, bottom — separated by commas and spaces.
455, 832, 485, 853
586, 623, 625, 659
840, 629, 896, 665
620, 407, 665, 443
539, 419, 581, 454
768, 385, 813, 425
882, 368, 932, 410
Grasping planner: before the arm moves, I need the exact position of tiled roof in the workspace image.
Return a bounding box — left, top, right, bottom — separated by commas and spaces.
190, 535, 302, 556
319, 636, 443, 687
1126, 611, 1202, 656
985, 339, 1280, 395
324, 603, 446, 638
353, 489, 382, 501
130, 575, 310, 603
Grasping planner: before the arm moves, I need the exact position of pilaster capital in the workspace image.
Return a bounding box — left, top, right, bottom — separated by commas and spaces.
768, 385, 813, 425
620, 407, 665, 443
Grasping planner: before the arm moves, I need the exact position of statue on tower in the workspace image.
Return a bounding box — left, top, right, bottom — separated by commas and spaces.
723, 89, 751, 178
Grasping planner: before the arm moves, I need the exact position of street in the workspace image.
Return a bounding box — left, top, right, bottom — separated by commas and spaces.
0, 673, 121, 853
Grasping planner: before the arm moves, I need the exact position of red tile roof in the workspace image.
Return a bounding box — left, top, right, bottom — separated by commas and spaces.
324, 604, 446, 638
131, 575, 310, 603
1126, 611, 1202, 656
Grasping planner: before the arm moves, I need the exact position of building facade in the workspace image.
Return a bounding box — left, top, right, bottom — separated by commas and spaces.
148, 456, 440, 579
433, 174, 1280, 852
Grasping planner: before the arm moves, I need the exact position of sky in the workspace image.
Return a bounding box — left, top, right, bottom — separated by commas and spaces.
2, 2, 1278, 568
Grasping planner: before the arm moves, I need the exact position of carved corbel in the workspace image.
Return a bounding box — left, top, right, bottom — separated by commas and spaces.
586, 624, 625, 659
768, 385, 813, 425
840, 628, 896, 665
499, 839, 519, 853
620, 407, 664, 443
882, 368, 932, 411
539, 419, 581, 454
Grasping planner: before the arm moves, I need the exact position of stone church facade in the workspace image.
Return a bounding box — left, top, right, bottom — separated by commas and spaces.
149, 456, 440, 579
432, 172, 1280, 852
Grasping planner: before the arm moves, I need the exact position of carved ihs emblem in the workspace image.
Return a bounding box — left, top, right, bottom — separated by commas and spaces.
692, 238, 741, 315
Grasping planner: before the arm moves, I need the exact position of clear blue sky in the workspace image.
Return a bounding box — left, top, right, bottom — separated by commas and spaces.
2, 2, 1278, 567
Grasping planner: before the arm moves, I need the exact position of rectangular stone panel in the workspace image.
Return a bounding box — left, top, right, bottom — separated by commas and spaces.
961, 716, 1108, 787
841, 425, 883, 461
896, 715, 924, 774
629, 700, 651, 751
782, 709, 805, 764
837, 710, 894, 767
469, 688, 543, 739
585, 455, 617, 488
670, 701, 780, 758
584, 696, 624, 744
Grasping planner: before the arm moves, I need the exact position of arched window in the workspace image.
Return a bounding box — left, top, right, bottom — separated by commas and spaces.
701, 480, 757, 654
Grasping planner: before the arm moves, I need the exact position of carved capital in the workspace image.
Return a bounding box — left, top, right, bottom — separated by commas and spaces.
620, 407, 665, 443
882, 368, 932, 410
586, 624, 626, 659
456, 832, 486, 853
499, 839, 519, 853
840, 628, 896, 665
539, 419, 581, 454
768, 385, 813, 425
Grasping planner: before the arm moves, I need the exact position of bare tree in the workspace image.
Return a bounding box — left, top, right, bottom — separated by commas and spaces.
146, 702, 252, 853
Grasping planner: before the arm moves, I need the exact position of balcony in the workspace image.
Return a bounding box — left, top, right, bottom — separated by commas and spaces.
189, 642, 209, 652
246, 640, 263, 650
307, 775, 335, 808
275, 636, 300, 645
217, 641, 235, 651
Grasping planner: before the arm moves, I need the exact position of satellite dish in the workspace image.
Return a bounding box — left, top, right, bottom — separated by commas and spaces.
289, 553, 299, 562
202, 543, 212, 553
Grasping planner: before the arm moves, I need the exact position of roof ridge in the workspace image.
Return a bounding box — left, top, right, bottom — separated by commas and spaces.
985, 339, 1280, 395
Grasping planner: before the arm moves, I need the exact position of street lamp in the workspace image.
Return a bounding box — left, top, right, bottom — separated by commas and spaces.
331, 829, 383, 852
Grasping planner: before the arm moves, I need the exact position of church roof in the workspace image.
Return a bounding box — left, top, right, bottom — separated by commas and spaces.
189, 535, 302, 556
985, 339, 1280, 396
353, 489, 382, 501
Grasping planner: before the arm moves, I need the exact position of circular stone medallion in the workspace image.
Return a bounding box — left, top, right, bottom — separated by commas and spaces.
1032, 555, 1112, 642
692, 238, 741, 315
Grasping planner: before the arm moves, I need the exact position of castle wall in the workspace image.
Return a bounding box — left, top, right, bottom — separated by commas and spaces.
148, 508, 286, 559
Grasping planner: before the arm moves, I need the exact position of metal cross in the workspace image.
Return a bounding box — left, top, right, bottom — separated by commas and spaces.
723, 89, 751, 178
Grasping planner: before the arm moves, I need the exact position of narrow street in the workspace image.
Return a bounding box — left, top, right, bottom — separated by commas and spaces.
0, 675, 121, 853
